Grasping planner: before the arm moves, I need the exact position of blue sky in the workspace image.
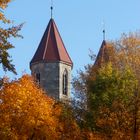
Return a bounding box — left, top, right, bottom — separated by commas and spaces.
1, 0, 140, 78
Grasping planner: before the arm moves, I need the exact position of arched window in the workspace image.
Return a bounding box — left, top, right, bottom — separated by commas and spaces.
35, 73, 40, 85
63, 69, 68, 95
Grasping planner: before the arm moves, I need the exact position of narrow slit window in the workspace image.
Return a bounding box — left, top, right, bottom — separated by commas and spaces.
36, 73, 40, 85
63, 69, 68, 95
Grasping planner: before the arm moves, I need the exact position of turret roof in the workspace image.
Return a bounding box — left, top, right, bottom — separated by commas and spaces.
30, 18, 73, 66
94, 40, 114, 67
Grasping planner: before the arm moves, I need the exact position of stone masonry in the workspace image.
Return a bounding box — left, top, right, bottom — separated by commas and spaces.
30, 61, 72, 100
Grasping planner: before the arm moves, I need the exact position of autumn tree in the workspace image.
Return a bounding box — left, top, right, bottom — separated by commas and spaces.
72, 40, 116, 129
72, 32, 140, 139
115, 32, 140, 140
0, 0, 22, 74
0, 75, 84, 140
87, 63, 137, 139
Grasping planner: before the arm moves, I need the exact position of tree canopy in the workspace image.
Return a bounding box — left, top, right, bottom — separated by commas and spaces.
0, 0, 22, 74
0, 75, 82, 139
72, 32, 140, 139
0, 74, 106, 140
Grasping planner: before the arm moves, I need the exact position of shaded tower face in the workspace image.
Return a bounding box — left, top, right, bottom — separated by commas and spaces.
30, 18, 73, 100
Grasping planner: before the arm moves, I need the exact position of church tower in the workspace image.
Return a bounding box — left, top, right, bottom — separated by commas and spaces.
30, 18, 73, 100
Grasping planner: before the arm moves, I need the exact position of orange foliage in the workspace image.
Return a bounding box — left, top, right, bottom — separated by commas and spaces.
0, 74, 112, 140
0, 0, 11, 22
0, 75, 82, 139
0, 75, 57, 139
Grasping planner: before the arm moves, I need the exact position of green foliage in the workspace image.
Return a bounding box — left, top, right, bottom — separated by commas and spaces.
88, 63, 136, 109
72, 32, 140, 139
86, 63, 136, 134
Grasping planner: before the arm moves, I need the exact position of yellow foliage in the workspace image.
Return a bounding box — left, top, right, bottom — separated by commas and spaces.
0, 75, 84, 140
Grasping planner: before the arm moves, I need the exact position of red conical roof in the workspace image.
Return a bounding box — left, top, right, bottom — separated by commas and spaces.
30, 18, 73, 66
94, 40, 114, 67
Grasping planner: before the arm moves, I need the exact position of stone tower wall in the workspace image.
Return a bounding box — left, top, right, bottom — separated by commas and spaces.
30, 62, 72, 100
31, 62, 59, 100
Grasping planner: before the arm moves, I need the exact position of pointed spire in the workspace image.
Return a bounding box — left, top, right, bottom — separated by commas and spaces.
94, 40, 106, 66
94, 40, 115, 67
30, 19, 73, 66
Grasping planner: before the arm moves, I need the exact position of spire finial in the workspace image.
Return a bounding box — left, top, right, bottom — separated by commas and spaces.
50, 0, 53, 18
103, 29, 105, 41
102, 21, 106, 40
